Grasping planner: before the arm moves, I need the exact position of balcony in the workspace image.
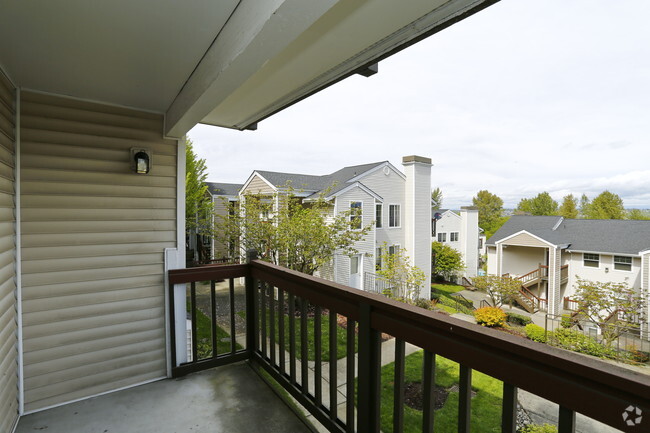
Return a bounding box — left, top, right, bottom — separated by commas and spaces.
17, 256, 650, 433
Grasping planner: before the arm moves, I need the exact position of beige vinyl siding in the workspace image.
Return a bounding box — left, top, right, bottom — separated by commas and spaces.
501, 232, 551, 248
0, 69, 17, 433
20, 91, 176, 412
243, 174, 275, 194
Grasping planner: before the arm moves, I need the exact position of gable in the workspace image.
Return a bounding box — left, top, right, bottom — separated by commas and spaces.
241, 172, 276, 195
497, 231, 555, 248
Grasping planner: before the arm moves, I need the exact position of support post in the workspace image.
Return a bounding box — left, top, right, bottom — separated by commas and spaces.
246, 250, 258, 356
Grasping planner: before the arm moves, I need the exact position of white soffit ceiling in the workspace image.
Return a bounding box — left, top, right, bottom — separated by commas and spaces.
0, 0, 239, 113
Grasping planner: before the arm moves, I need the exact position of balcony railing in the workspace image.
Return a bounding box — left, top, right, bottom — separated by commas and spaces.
168, 253, 650, 433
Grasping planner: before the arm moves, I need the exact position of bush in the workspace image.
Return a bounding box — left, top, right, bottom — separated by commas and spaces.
433, 274, 446, 283
525, 324, 546, 343
560, 314, 573, 329
519, 424, 558, 433
550, 328, 616, 359
506, 312, 532, 326
430, 292, 440, 301
438, 296, 474, 315
414, 298, 433, 310
625, 345, 650, 364
473, 306, 506, 327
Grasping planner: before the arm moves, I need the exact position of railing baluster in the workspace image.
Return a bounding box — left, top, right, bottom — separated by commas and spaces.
501, 383, 517, 433
458, 365, 472, 433
289, 293, 296, 384
269, 284, 276, 365
314, 306, 322, 406
422, 350, 436, 433
558, 406, 576, 433
261, 282, 267, 359
329, 310, 337, 421
346, 319, 355, 433
210, 279, 217, 358
229, 277, 236, 354
278, 288, 285, 375
394, 339, 406, 433
300, 297, 309, 394
358, 304, 381, 433
190, 282, 198, 362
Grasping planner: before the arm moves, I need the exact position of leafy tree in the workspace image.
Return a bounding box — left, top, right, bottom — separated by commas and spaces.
215, 186, 372, 275
584, 191, 625, 219
558, 194, 579, 219
579, 194, 591, 218
185, 138, 214, 262
482, 216, 510, 240
431, 187, 443, 209
515, 198, 533, 214
473, 275, 522, 308
627, 208, 650, 220
431, 241, 464, 281
376, 244, 426, 300
528, 192, 558, 215
573, 278, 646, 346
472, 190, 504, 232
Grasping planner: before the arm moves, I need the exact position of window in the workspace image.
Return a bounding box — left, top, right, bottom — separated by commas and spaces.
375, 204, 382, 228
389, 204, 400, 227
438, 232, 446, 242
388, 244, 400, 256
479, 238, 483, 249
375, 247, 382, 270
350, 201, 362, 229
614, 256, 632, 271
450, 232, 459, 242
583, 253, 599, 268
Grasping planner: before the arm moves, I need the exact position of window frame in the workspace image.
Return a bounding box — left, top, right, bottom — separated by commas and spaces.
583, 253, 600, 268
438, 232, 447, 243
613, 255, 632, 271
375, 247, 382, 270
388, 204, 401, 228
450, 232, 459, 242
375, 203, 382, 228
350, 201, 363, 230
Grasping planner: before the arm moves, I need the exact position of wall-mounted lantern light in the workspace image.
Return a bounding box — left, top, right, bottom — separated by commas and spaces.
130, 148, 152, 174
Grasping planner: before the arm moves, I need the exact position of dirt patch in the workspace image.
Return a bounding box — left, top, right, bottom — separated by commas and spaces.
403, 382, 450, 411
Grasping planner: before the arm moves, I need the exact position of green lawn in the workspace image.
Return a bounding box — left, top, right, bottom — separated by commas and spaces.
380, 350, 503, 433
431, 284, 473, 315
190, 302, 242, 359
431, 283, 465, 297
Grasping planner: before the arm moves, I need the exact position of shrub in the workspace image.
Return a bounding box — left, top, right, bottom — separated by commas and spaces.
560, 314, 573, 329
430, 292, 440, 301
525, 324, 547, 343
506, 312, 532, 326
414, 298, 433, 310
433, 274, 446, 283
550, 328, 616, 359
473, 306, 506, 327
519, 424, 558, 433
625, 345, 650, 364
438, 296, 474, 315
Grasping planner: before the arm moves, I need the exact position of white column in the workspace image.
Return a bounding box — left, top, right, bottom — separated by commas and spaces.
547, 246, 561, 315
402, 156, 432, 299
460, 206, 479, 278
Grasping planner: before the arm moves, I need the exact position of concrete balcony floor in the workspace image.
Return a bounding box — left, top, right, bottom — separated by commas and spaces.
16, 362, 311, 433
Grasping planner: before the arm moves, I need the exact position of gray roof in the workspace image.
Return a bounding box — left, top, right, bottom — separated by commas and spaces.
207, 182, 243, 196
487, 215, 650, 255
256, 161, 388, 198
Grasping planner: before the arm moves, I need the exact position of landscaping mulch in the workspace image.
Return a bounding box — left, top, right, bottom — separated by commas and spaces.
403, 382, 450, 411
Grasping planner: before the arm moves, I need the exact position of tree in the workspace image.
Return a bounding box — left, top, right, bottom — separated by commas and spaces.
483, 216, 510, 240
185, 138, 214, 262
528, 192, 558, 215
558, 194, 579, 219
376, 245, 426, 300
573, 278, 646, 346
515, 198, 533, 214
472, 190, 504, 231
584, 191, 625, 219
627, 208, 650, 220
579, 194, 591, 218
473, 275, 522, 308
431, 241, 465, 281
431, 187, 443, 209
215, 186, 373, 275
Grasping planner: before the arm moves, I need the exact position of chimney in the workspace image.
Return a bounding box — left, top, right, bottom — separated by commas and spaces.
402, 155, 432, 299
460, 206, 479, 278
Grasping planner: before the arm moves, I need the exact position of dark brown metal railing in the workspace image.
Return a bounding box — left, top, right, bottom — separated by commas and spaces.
169, 255, 650, 433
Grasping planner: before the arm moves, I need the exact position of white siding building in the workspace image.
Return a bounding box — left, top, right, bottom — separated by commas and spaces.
432, 207, 483, 279
238, 156, 433, 299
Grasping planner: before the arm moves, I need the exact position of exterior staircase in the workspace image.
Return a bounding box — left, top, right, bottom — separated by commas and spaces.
504, 264, 568, 313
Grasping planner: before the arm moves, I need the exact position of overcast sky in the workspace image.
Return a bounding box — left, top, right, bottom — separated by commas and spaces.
188, 0, 650, 209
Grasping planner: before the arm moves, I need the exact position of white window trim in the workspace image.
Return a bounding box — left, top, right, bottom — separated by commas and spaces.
349, 200, 363, 230
450, 232, 459, 242
388, 203, 401, 228
613, 255, 633, 272
583, 253, 600, 269
375, 203, 383, 228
